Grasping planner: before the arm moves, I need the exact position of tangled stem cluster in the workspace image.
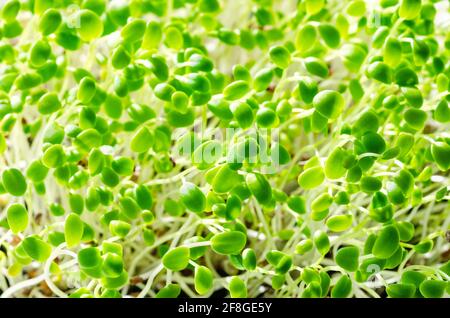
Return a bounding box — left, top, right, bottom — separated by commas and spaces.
0, 0, 449, 298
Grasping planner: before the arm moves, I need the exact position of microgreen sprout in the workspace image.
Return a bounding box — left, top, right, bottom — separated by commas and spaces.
0, 0, 449, 299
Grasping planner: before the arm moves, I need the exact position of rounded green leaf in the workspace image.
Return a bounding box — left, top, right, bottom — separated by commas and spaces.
155, 284, 181, 298
2, 168, 27, 196
269, 45, 291, 69
431, 142, 450, 171
64, 213, 84, 248
298, 77, 318, 104
119, 196, 141, 220
111, 45, 131, 69
256, 107, 277, 128
414, 239, 434, 254
77, 9, 103, 42
121, 19, 146, 43
109, 220, 131, 238
405, 109, 427, 130
367, 62, 392, 84
372, 225, 400, 259
362, 132, 386, 154
7, 203, 29, 234
135, 184, 153, 210
335, 246, 359, 272
326, 214, 353, 232
22, 236, 52, 262
394, 169, 414, 195
194, 265, 213, 295
419, 280, 447, 298
142, 21, 162, 50
325, 147, 347, 179
223, 80, 250, 101
39, 8, 62, 35
383, 37, 402, 67
313, 90, 344, 120
42, 144, 65, 168
318, 23, 340, 48
331, 274, 352, 298
298, 166, 325, 189
87, 148, 105, 175
101, 253, 123, 278
386, 283, 416, 298
29, 40, 51, 68
295, 24, 316, 53
253, 68, 274, 92
295, 239, 313, 255
162, 247, 190, 271
401, 271, 427, 288
304, 57, 329, 78
180, 182, 206, 213
210, 165, 241, 194
78, 247, 102, 269
130, 126, 154, 153
311, 193, 333, 212
246, 172, 272, 205
396, 221, 415, 242
287, 195, 307, 214
77, 77, 97, 104
313, 230, 330, 255
434, 100, 450, 123
37, 92, 61, 115
242, 248, 257, 271
229, 276, 247, 298
360, 176, 382, 193
399, 0, 422, 20
101, 270, 129, 290
211, 231, 247, 255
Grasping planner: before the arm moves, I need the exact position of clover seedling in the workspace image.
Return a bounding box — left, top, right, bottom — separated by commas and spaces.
0, 0, 448, 300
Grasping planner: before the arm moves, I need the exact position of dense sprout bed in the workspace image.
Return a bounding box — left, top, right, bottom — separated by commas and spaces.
0, 0, 449, 299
